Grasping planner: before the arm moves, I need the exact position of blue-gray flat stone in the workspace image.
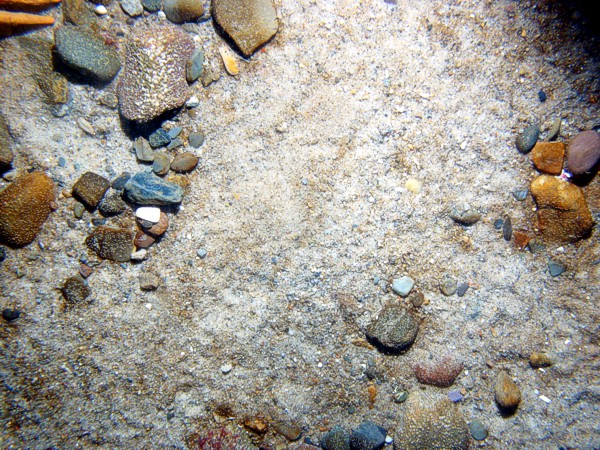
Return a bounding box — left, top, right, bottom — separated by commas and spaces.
124, 172, 183, 205
186, 48, 205, 82
350, 421, 386, 450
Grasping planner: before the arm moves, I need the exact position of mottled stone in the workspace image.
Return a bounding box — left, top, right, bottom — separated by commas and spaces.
212, 0, 279, 57
118, 25, 194, 122
439, 274, 457, 296
171, 152, 199, 172
321, 425, 350, 450
62, 276, 91, 305
152, 152, 171, 176
133, 137, 155, 162
98, 191, 127, 216
366, 304, 418, 353
72, 172, 110, 209
0, 114, 13, 169
164, 0, 204, 23
148, 128, 171, 148
516, 124, 540, 154
530, 175, 593, 242
531, 141, 565, 175
186, 48, 205, 82
529, 352, 553, 368
119, 0, 143, 16
0, 172, 55, 247
140, 272, 160, 290
494, 371, 521, 411
141, 0, 161, 11
391, 275, 414, 297
349, 422, 386, 450
62, 0, 96, 25
54, 26, 121, 83
272, 420, 301, 441
413, 353, 463, 387
566, 130, 600, 175
124, 172, 184, 205
85, 226, 133, 262
134, 230, 156, 248
449, 208, 481, 225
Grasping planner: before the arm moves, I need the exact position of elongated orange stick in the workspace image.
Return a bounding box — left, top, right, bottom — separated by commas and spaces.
0, 0, 60, 7
0, 10, 54, 26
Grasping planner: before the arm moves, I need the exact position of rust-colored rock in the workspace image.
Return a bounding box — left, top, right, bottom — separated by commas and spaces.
142, 211, 169, 237
170, 152, 199, 172
413, 353, 463, 387
134, 230, 156, 248
513, 231, 531, 250
531, 141, 565, 175
530, 175, 593, 242
529, 352, 553, 368
0, 171, 55, 247
494, 371, 521, 411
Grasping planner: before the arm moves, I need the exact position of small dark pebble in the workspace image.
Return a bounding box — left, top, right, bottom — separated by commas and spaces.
503, 216, 512, 241
92, 218, 107, 226
456, 282, 469, 297
2, 308, 21, 322
148, 128, 171, 148
538, 90, 547, 103
67, 219, 77, 229
548, 261, 566, 277
61, 276, 91, 305
321, 425, 350, 450
141, 0, 161, 11
494, 218, 503, 230
516, 124, 540, 154
469, 420, 488, 441
79, 264, 93, 278
112, 172, 131, 191
0, 246, 6, 262
512, 189, 528, 201
394, 391, 409, 403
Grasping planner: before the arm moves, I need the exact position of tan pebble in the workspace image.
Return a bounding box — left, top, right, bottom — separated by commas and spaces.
79, 263, 93, 278
134, 230, 156, 248
531, 141, 565, 175
139, 272, 160, 290
529, 352, 553, 368
405, 178, 422, 193
494, 370, 521, 410
0, 171, 55, 247
77, 117, 95, 135
170, 152, 199, 172
219, 46, 239, 76
272, 420, 301, 441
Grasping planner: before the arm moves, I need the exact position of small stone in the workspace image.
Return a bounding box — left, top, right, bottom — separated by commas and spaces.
212, 0, 279, 57
531, 141, 565, 175
512, 189, 528, 201
196, 247, 207, 258
439, 274, 457, 296
186, 96, 200, 108
100, 92, 118, 109
111, 172, 131, 191
566, 130, 600, 175
546, 118, 561, 142
134, 137, 155, 162
516, 124, 540, 154
394, 391, 409, 403
141, 212, 169, 237
134, 230, 156, 248
349, 421, 386, 450
449, 208, 481, 226
74, 202, 85, 219
119, 0, 143, 16
530, 175, 593, 242
414, 353, 463, 387
366, 304, 419, 353
152, 152, 171, 176
321, 425, 350, 450
448, 390, 464, 403
529, 352, 553, 368
188, 131, 205, 148
409, 291, 425, 307
131, 248, 148, 260
99, 191, 127, 216
54, 26, 121, 83
502, 216, 512, 241
167, 138, 184, 150
219, 46, 239, 76
140, 272, 160, 290
493, 218, 503, 230
58, 157, 67, 167
164, 0, 204, 23
405, 178, 422, 193
538, 90, 547, 102
72, 172, 110, 209
61, 276, 91, 304
168, 127, 183, 139
0, 246, 6, 262
513, 231, 531, 250
148, 129, 171, 148
220, 363, 233, 374
548, 260, 566, 277
456, 282, 469, 297
0, 172, 55, 247
85, 226, 133, 262
171, 152, 199, 172
469, 420, 488, 441
391, 275, 414, 297
186, 48, 205, 82
272, 420, 301, 441
2, 308, 20, 322
0, 114, 13, 169
62, 0, 96, 26
95, 4, 108, 14
136, 206, 161, 223
141, 0, 161, 11
494, 371, 521, 411
79, 263, 93, 278
124, 172, 184, 205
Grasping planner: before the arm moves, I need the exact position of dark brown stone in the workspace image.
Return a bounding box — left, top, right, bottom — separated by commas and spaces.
72, 172, 110, 208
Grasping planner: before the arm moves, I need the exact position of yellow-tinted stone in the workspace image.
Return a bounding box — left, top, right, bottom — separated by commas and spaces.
0, 171, 55, 247
494, 371, 521, 410
530, 175, 593, 242
531, 141, 565, 175
219, 46, 239, 76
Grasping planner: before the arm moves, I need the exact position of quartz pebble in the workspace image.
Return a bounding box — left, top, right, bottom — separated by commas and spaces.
131, 248, 148, 260
136, 207, 161, 223
219, 46, 239, 76
94, 4, 107, 14
77, 117, 95, 135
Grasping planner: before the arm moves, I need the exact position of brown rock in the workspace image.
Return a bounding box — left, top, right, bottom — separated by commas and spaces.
272, 420, 301, 441
140, 211, 169, 237
530, 175, 593, 242
531, 141, 565, 175
62, 276, 91, 305
170, 152, 199, 172
494, 371, 521, 410
85, 226, 133, 262
163, 0, 204, 23
566, 130, 600, 175
529, 352, 553, 368
134, 230, 156, 248
0, 113, 13, 169
79, 263, 93, 278
0, 172, 55, 247
413, 353, 463, 387
140, 272, 160, 290
72, 172, 110, 209
513, 231, 531, 250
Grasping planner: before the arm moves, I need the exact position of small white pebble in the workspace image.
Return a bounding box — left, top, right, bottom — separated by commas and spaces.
95, 4, 107, 14
131, 249, 147, 260
186, 96, 200, 108
539, 395, 551, 404
145, 303, 152, 310
220, 364, 233, 374
317, 362, 323, 368
385, 436, 393, 444
136, 207, 161, 223
157, 10, 166, 19
565, 339, 571, 345
405, 178, 422, 193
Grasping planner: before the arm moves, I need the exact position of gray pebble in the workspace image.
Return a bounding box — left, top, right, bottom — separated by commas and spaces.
439, 274, 457, 296
124, 172, 183, 205
393, 391, 409, 403
51, 104, 69, 117
391, 275, 414, 297
186, 48, 205, 83
166, 137, 184, 150
366, 304, 418, 352
134, 137, 155, 162
469, 420, 488, 441
197, 248, 207, 258
152, 153, 171, 176
503, 216, 512, 241
168, 127, 183, 139
350, 421, 387, 450
99, 191, 127, 216
100, 92, 118, 109
321, 425, 350, 450
112, 172, 131, 191
450, 208, 481, 226
188, 131, 204, 148
456, 282, 469, 297
141, 0, 161, 11
548, 261, 566, 277
148, 128, 171, 148
58, 156, 67, 167
546, 118, 561, 142
373, 276, 380, 285
140, 273, 160, 290
494, 218, 503, 230
119, 0, 143, 16
512, 189, 528, 201
516, 124, 540, 154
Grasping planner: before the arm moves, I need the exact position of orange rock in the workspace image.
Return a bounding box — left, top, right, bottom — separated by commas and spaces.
513, 231, 531, 250
494, 371, 521, 410
0, 171, 55, 247
531, 141, 565, 175
530, 175, 593, 242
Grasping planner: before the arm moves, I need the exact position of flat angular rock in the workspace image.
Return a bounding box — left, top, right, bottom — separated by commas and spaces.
212, 0, 279, 57
531, 141, 565, 175
124, 172, 184, 205
118, 25, 194, 122
72, 172, 110, 208
85, 226, 133, 262
0, 113, 13, 168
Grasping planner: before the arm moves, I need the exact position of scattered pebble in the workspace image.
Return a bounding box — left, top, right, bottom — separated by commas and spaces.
196, 248, 207, 258
61, 276, 91, 305
494, 218, 503, 230
98, 191, 127, 216
546, 118, 561, 142
449, 207, 481, 226
409, 292, 425, 307
539, 395, 551, 404
141, 0, 161, 11
494, 371, 521, 411
439, 274, 457, 296
73, 202, 85, 219
2, 308, 21, 322
512, 189, 528, 201
366, 304, 418, 352
0, 172, 55, 247
531, 141, 565, 175
349, 421, 386, 450
186, 96, 200, 108
152, 152, 171, 176
94, 4, 107, 14
134, 230, 156, 248
405, 178, 422, 193
0, 114, 13, 169
124, 172, 184, 205
220, 363, 233, 374
273, 420, 301, 441
188, 131, 205, 148
79, 263, 92, 278
136, 206, 161, 223
119, 0, 143, 16
134, 137, 155, 162
85, 226, 133, 262
171, 152, 199, 172
72, 172, 110, 209
111, 172, 131, 191
529, 351, 553, 368
566, 130, 600, 176
516, 124, 540, 154
414, 353, 463, 387
186, 49, 205, 83
502, 216, 512, 241
469, 420, 488, 441
139, 272, 160, 290
219, 46, 239, 76
140, 211, 169, 237
548, 260, 566, 277
456, 282, 469, 297
77, 117, 95, 135
168, 127, 183, 139
448, 390, 464, 403
130, 249, 148, 261
391, 275, 414, 297
148, 129, 171, 148
321, 425, 350, 450
394, 391, 409, 403
163, 0, 204, 23
538, 90, 547, 102
167, 138, 184, 150
0, 246, 6, 262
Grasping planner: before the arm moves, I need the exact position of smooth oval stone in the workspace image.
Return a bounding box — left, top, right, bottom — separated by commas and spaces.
170, 152, 199, 172
566, 130, 600, 175
124, 172, 183, 205
494, 371, 521, 410
163, 0, 204, 23
516, 124, 540, 154
469, 420, 488, 441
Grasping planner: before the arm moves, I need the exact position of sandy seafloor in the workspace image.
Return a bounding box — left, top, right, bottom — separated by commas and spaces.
1, 0, 599, 448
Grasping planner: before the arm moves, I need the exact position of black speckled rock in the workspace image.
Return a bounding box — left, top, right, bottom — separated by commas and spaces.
515, 124, 540, 154
54, 26, 121, 83
350, 422, 386, 450
366, 304, 418, 353
321, 425, 350, 450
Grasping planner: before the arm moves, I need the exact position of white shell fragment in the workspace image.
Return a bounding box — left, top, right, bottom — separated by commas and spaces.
136, 207, 161, 223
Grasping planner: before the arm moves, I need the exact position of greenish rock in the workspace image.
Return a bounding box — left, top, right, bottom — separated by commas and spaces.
0, 114, 13, 169
546, 118, 561, 142
166, 137, 184, 150
439, 274, 457, 296
186, 48, 205, 82
168, 127, 182, 139
391, 275, 414, 297
469, 420, 488, 441
212, 0, 279, 57
124, 172, 184, 205
548, 261, 566, 277
516, 124, 540, 154
62, 0, 97, 25
366, 304, 418, 352
74, 202, 85, 219
85, 226, 133, 262
62, 276, 91, 305
148, 128, 171, 148
152, 152, 171, 176
321, 425, 350, 450
141, 0, 161, 11
54, 26, 121, 83
133, 137, 155, 162
188, 131, 205, 148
